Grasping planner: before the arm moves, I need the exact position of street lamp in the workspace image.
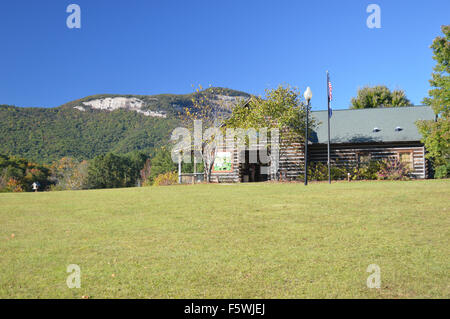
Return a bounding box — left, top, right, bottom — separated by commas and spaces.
303, 87, 312, 186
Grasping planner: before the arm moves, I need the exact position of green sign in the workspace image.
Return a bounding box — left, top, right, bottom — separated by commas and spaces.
213, 152, 232, 172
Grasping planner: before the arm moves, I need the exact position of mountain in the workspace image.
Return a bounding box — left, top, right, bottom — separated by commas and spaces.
0, 88, 250, 164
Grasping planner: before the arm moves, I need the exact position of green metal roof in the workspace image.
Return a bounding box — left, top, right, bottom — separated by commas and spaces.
311, 106, 436, 144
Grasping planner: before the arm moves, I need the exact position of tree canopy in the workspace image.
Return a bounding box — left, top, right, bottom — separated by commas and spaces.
422, 25, 450, 117
225, 85, 314, 141
0, 88, 249, 165
350, 85, 411, 109
87, 152, 149, 189
0, 153, 51, 192
179, 86, 240, 182
417, 25, 450, 178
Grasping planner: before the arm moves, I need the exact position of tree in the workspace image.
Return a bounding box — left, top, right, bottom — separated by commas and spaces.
226, 85, 310, 133
417, 25, 450, 178
179, 86, 240, 182
87, 152, 149, 189
0, 153, 52, 192
148, 147, 177, 183
50, 157, 89, 190
350, 85, 411, 109
225, 85, 314, 179
422, 25, 450, 117
126, 151, 149, 186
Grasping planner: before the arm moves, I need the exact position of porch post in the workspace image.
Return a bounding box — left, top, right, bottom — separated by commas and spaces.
178, 153, 182, 184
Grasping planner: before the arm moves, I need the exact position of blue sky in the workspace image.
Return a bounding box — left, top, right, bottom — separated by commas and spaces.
0, 0, 448, 111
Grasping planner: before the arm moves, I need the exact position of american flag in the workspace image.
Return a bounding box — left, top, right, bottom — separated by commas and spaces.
327, 72, 333, 118
328, 78, 333, 101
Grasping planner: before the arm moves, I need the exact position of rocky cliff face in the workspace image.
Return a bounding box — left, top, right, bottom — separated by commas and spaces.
74, 97, 167, 118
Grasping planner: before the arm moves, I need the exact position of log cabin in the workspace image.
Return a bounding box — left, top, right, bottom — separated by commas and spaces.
210, 105, 436, 182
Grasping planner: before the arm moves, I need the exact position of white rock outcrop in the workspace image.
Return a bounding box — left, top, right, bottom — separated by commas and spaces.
74, 97, 166, 118
73, 106, 85, 111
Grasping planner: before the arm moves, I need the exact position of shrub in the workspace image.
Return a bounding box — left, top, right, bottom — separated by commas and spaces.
434, 162, 450, 179
6, 178, 24, 192
309, 162, 328, 181
330, 165, 349, 180
350, 160, 382, 180
298, 162, 348, 181
153, 171, 178, 186
299, 160, 389, 181
377, 159, 411, 180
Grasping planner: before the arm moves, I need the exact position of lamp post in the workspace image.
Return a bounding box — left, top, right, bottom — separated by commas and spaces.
303, 87, 312, 186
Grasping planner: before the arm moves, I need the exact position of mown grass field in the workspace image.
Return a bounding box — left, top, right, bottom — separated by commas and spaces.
0, 180, 449, 298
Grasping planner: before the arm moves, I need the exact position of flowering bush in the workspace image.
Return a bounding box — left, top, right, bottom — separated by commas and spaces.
153, 171, 178, 186
377, 159, 411, 180
298, 159, 412, 181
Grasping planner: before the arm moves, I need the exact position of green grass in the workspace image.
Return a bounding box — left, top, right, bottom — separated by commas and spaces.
0, 180, 449, 298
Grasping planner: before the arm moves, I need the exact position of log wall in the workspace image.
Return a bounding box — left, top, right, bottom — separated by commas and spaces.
210, 140, 428, 182
309, 142, 427, 179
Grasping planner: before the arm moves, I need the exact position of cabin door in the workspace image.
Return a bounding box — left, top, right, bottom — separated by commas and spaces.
240, 150, 269, 182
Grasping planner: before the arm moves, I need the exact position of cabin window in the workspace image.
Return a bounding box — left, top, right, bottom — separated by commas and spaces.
398, 151, 413, 170
357, 152, 371, 165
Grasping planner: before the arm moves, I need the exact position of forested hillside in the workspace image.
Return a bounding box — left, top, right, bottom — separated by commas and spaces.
0, 88, 250, 164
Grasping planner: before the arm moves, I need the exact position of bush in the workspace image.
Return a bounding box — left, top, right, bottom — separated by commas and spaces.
350, 160, 382, 180
153, 171, 178, 186
6, 178, 24, 192
297, 162, 348, 181
299, 160, 391, 181
308, 162, 328, 181
330, 165, 349, 180
377, 159, 411, 180
434, 162, 450, 179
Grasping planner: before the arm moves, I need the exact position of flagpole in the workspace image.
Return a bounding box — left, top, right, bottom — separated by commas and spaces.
327, 71, 331, 184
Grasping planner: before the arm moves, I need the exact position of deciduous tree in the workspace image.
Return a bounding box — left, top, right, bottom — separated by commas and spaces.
225, 85, 315, 179
417, 25, 450, 178
179, 86, 240, 182
350, 85, 411, 109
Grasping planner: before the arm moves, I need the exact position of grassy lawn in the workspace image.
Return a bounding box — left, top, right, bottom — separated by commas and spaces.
0, 180, 449, 298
